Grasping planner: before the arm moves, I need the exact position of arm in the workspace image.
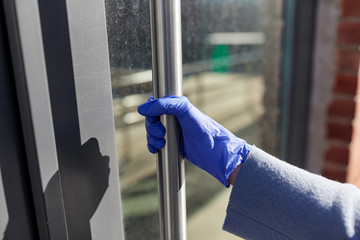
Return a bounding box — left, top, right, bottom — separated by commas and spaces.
138, 96, 360, 239
224, 146, 360, 239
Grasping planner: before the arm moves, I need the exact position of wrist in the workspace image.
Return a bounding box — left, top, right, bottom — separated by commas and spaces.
227, 142, 251, 186
228, 163, 242, 185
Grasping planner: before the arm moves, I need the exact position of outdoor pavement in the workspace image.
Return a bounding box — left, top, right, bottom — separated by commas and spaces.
187, 188, 243, 240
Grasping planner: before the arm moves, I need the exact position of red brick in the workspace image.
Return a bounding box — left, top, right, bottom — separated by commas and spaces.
324, 146, 349, 165
342, 0, 360, 17
338, 22, 360, 45
327, 122, 353, 141
333, 74, 358, 94
337, 50, 360, 72
322, 168, 347, 182
328, 99, 356, 118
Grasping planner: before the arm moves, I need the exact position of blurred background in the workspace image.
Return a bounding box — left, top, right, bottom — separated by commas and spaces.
104, 0, 360, 239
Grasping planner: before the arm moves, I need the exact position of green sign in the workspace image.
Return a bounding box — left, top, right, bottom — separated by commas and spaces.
211, 45, 230, 72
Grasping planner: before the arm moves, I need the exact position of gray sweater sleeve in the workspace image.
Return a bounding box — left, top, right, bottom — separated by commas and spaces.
223, 146, 360, 240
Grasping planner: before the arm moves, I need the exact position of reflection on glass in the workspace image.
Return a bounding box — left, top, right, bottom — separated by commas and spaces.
182, 0, 284, 239
106, 0, 284, 239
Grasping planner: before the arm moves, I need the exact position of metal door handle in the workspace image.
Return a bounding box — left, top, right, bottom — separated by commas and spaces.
149, 0, 187, 239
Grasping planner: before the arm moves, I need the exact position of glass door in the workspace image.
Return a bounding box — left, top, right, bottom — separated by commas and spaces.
105, 0, 285, 240
105, 0, 285, 239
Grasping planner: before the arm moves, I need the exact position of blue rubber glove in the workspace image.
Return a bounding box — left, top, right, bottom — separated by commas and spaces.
138, 96, 251, 187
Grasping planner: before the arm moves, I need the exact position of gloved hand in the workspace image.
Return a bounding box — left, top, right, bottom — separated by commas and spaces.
138, 96, 251, 187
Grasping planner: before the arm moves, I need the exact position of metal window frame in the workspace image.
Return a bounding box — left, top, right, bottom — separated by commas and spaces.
2, 0, 67, 238
2, 0, 125, 239
280, 0, 318, 167
0, 2, 39, 238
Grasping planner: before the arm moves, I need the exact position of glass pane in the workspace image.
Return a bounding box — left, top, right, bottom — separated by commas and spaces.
181, 0, 284, 239
105, 1, 159, 239
106, 0, 284, 239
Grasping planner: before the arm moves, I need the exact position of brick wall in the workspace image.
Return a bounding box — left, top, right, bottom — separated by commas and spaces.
322, 0, 360, 186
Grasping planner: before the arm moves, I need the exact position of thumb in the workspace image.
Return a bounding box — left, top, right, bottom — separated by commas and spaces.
138, 96, 190, 117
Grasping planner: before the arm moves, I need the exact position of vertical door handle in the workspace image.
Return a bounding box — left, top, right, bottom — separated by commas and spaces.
149, 0, 187, 239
